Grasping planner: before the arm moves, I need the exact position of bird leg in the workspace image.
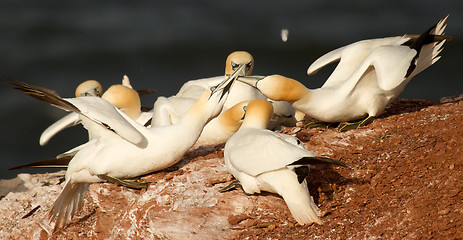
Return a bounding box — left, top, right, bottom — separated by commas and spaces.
338, 116, 375, 132
219, 179, 252, 195
304, 121, 339, 129
97, 174, 150, 189
219, 179, 241, 192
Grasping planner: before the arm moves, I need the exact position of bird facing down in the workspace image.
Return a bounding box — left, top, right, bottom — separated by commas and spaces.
8, 70, 238, 231
223, 99, 347, 225
193, 100, 248, 148
237, 16, 449, 131
39, 76, 154, 146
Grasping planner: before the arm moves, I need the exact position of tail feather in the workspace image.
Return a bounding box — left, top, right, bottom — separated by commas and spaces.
281, 179, 323, 225
405, 15, 449, 78
49, 182, 90, 232
433, 15, 449, 36
264, 170, 323, 225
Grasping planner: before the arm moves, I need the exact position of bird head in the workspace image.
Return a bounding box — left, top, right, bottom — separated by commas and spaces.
225, 51, 254, 77
75, 80, 103, 97
102, 85, 141, 120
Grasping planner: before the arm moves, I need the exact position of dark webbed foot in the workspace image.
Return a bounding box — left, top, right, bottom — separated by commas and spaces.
219, 179, 251, 195
98, 174, 150, 189
338, 116, 375, 132
219, 179, 241, 192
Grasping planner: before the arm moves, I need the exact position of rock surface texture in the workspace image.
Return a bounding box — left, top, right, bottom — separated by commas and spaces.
1, 96, 462, 239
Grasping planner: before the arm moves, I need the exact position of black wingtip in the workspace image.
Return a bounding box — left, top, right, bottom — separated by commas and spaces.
295, 166, 309, 184
290, 156, 349, 168
9, 157, 71, 170
136, 88, 157, 96
7, 81, 81, 113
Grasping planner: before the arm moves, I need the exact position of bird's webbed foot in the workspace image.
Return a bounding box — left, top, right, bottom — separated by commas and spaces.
338, 116, 375, 132
97, 174, 150, 189
304, 121, 339, 129
219, 179, 251, 195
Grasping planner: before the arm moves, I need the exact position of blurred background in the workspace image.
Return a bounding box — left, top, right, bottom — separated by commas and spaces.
1, 0, 461, 179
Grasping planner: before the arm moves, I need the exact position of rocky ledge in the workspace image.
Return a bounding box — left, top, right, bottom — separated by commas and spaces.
1, 95, 462, 239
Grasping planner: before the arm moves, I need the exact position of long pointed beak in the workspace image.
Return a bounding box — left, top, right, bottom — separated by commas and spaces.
210, 63, 246, 100
236, 76, 265, 88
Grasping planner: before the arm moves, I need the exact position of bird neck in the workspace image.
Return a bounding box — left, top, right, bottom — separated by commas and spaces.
217, 102, 246, 133
180, 90, 218, 132
240, 99, 274, 130
260, 75, 311, 103
102, 85, 141, 120
241, 119, 268, 129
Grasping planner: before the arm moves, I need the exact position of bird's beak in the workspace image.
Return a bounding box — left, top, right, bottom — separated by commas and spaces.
92, 87, 102, 97
236, 76, 265, 88
210, 63, 246, 100
79, 87, 101, 97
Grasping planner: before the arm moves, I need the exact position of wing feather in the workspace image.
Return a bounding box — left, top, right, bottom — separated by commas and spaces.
40, 112, 80, 146
307, 36, 408, 88
65, 97, 148, 148
9, 82, 147, 148
226, 129, 311, 176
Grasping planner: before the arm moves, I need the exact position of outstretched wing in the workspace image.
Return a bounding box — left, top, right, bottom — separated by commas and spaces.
307, 36, 408, 89
9, 82, 148, 148
40, 112, 81, 146
65, 97, 148, 148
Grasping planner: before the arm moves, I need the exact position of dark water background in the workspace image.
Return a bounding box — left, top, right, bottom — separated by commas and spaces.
1, 1, 462, 179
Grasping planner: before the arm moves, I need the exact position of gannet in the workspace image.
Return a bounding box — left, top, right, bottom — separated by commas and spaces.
237, 16, 449, 131
9, 69, 238, 231
193, 100, 248, 148
40, 76, 153, 146
152, 51, 263, 126
153, 51, 297, 129
222, 99, 347, 225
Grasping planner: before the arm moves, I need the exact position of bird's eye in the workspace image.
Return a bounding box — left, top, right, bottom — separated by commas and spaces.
246, 62, 252, 69
296, 139, 301, 145
231, 61, 238, 69
210, 86, 217, 92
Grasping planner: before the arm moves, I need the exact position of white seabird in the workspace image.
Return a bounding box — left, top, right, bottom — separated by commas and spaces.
193, 100, 248, 148
9, 68, 239, 231
237, 16, 449, 131
152, 51, 297, 131
40, 76, 154, 146
223, 99, 347, 225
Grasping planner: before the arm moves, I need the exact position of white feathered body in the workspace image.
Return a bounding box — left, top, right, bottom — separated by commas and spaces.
224, 128, 323, 224
47, 88, 228, 230
296, 17, 448, 122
